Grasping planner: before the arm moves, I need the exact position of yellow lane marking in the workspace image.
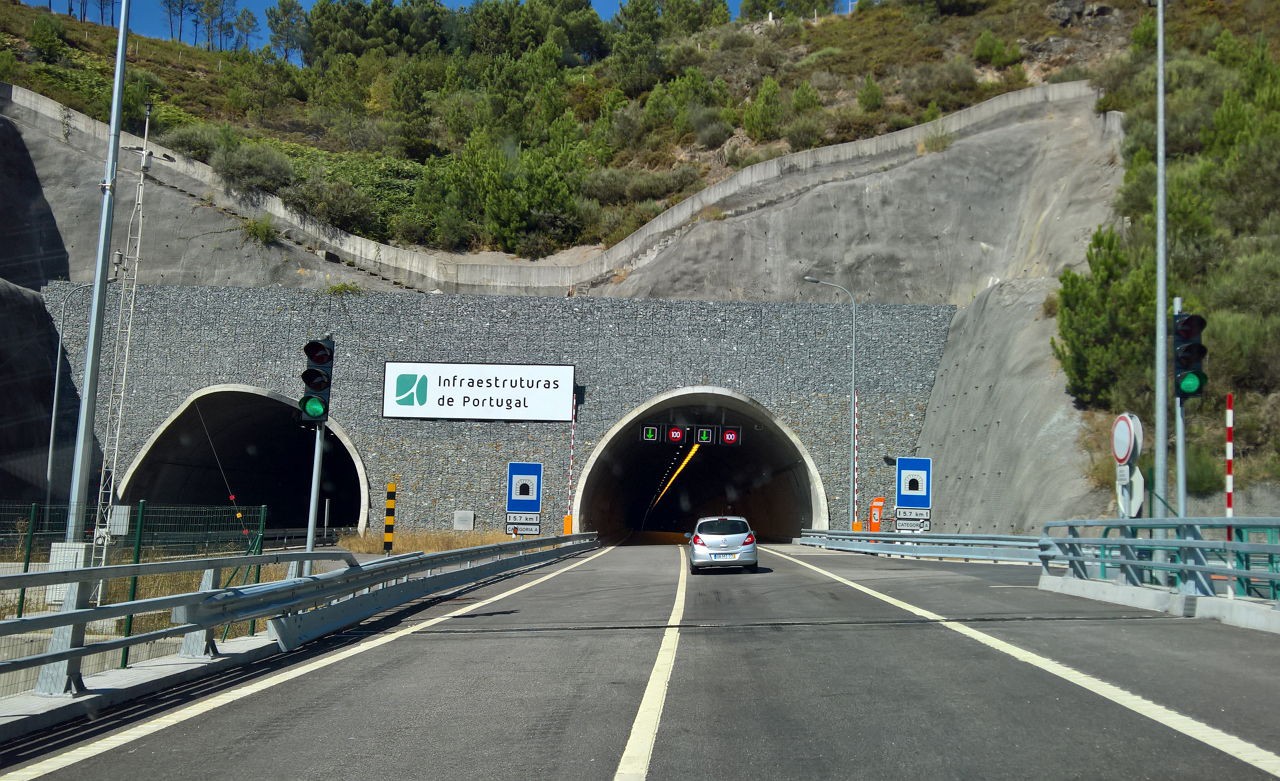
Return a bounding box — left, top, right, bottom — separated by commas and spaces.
763, 547, 1280, 777
613, 546, 688, 781
1, 546, 616, 780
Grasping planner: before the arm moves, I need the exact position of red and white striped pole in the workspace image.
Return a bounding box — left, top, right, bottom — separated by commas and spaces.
1225, 393, 1235, 599
564, 395, 577, 535
1226, 393, 1234, 522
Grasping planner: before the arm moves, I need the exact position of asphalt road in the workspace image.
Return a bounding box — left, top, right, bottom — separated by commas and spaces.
3, 544, 1279, 780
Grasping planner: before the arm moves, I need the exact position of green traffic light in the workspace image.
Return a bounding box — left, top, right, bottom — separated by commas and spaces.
1177, 371, 1203, 395
300, 396, 327, 419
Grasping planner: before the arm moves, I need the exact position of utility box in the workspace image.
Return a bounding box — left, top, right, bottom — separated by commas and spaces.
47, 542, 91, 604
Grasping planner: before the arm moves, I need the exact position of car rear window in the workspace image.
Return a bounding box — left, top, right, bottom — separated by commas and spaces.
697, 518, 749, 535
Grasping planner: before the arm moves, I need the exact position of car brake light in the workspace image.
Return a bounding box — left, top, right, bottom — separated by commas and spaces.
692, 534, 704, 546
743, 532, 755, 545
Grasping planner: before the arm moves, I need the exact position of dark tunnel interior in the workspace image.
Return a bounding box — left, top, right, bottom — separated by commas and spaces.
577, 395, 816, 543
119, 391, 362, 530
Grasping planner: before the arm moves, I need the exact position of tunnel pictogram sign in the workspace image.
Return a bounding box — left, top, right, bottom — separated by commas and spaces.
507, 462, 543, 514
895, 457, 932, 511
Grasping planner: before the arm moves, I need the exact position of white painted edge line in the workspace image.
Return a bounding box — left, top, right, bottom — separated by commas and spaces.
613, 546, 687, 781
1, 545, 617, 781
763, 547, 1280, 777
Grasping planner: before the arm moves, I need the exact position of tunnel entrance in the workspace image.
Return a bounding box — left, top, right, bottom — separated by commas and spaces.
574, 387, 826, 542
116, 385, 368, 531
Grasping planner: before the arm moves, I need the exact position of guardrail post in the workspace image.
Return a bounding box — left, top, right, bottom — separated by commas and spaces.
33, 578, 89, 696
1063, 524, 1090, 580
180, 566, 222, 658
1116, 525, 1144, 587
1177, 523, 1216, 596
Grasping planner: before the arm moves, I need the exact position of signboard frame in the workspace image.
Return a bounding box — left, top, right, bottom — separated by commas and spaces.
506, 462, 543, 514
382, 362, 575, 422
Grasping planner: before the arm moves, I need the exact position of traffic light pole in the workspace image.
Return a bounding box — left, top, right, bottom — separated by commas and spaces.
1173, 298, 1186, 518
303, 422, 323, 577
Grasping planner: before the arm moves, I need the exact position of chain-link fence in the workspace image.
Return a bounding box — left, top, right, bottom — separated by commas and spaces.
0, 502, 274, 699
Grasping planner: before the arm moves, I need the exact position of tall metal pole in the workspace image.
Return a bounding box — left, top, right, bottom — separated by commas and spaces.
303, 422, 323, 577
36, 0, 133, 697
804, 275, 857, 529
1153, 0, 1169, 523
65, 0, 133, 543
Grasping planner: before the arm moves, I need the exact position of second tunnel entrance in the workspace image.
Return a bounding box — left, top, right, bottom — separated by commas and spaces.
573, 387, 826, 542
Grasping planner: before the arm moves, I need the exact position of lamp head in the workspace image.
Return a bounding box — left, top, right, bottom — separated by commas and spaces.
803, 275, 821, 284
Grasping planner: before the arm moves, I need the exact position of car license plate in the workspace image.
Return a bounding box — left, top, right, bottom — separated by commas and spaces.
711, 553, 733, 560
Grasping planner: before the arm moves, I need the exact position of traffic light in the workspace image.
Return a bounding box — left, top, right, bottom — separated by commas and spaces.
299, 336, 334, 423
1172, 314, 1207, 400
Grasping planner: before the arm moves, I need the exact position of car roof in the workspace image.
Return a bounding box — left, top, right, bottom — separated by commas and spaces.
695, 515, 749, 524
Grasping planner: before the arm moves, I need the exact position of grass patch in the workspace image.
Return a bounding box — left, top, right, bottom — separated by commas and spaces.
325, 282, 363, 296
242, 214, 279, 246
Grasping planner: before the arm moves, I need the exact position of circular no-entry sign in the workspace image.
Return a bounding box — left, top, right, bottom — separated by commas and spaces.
1111, 413, 1142, 465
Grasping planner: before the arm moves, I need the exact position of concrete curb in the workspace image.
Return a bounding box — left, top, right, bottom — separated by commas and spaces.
1037, 572, 1280, 634
0, 634, 280, 743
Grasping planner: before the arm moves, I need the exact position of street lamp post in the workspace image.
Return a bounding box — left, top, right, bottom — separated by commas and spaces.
44, 282, 96, 516
804, 275, 857, 530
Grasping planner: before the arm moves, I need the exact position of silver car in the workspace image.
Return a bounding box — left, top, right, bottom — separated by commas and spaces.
686, 516, 759, 573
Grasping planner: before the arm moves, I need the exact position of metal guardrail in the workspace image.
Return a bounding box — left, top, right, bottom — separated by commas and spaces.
796, 530, 1041, 563
800, 519, 1280, 603
0, 533, 597, 697
1040, 517, 1280, 600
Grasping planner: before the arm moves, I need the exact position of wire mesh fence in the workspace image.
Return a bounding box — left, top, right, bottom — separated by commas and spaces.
0, 502, 272, 699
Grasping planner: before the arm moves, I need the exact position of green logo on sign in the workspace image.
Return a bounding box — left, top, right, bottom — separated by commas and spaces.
395, 374, 429, 406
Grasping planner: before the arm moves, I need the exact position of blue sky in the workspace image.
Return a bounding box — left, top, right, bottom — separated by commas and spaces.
24, 0, 747, 49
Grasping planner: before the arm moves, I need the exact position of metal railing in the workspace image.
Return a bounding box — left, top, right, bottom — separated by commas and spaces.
0, 533, 597, 699
799, 519, 1280, 604
796, 530, 1041, 563
1040, 517, 1280, 599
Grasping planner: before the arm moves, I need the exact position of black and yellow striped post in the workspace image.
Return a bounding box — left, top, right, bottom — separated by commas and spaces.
383, 483, 396, 555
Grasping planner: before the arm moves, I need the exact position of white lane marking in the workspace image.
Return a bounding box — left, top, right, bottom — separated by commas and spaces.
1, 546, 617, 781
762, 547, 1280, 777
613, 546, 687, 781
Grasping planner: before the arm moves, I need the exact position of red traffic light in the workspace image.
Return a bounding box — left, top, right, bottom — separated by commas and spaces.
1173, 314, 1206, 341
303, 339, 334, 365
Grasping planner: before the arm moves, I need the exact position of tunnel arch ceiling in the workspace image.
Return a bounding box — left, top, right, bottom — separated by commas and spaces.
574, 387, 828, 542
116, 385, 370, 531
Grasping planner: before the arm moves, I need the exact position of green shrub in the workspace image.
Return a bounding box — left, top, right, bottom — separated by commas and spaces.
696, 119, 733, 149
857, 74, 883, 112
242, 214, 280, 245
30, 15, 66, 64
743, 77, 784, 142
159, 124, 225, 163
582, 168, 639, 205
922, 100, 942, 122
0, 50, 17, 81
973, 30, 1022, 69
791, 81, 822, 115
211, 143, 295, 197
282, 169, 382, 238
784, 116, 823, 151
326, 282, 363, 296
922, 130, 952, 153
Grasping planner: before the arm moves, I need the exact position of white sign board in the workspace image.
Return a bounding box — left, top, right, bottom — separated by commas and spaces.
383, 363, 575, 421
895, 507, 931, 520
894, 518, 931, 532
506, 513, 541, 535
